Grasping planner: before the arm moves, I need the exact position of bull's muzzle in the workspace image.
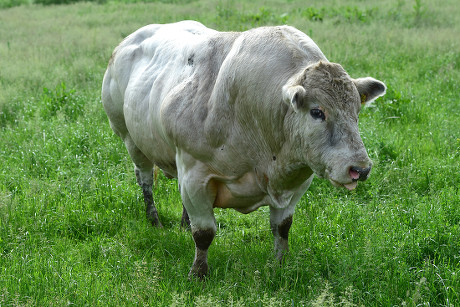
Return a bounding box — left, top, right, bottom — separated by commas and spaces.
350, 166, 371, 182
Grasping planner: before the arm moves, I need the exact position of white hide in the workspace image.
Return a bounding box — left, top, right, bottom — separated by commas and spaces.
102, 21, 385, 232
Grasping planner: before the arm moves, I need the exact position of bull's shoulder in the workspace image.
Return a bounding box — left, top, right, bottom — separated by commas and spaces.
278, 26, 327, 60
236, 25, 327, 63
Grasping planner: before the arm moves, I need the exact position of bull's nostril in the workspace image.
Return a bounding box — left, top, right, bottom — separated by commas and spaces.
350, 166, 372, 181
349, 168, 360, 181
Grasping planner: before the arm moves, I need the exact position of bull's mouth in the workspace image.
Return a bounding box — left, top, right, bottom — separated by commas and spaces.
329, 178, 358, 191
326, 165, 369, 191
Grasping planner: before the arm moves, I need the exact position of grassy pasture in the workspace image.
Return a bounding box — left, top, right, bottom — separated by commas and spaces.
0, 0, 459, 305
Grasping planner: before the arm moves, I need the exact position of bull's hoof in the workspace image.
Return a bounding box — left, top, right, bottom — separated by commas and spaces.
151, 220, 163, 228
188, 262, 209, 280
147, 214, 163, 228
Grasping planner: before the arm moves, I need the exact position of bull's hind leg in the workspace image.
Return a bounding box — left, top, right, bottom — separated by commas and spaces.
135, 167, 162, 227
102, 80, 162, 227
181, 204, 191, 228
124, 136, 162, 227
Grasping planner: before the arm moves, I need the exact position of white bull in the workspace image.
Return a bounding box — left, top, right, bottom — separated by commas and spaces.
102, 21, 386, 277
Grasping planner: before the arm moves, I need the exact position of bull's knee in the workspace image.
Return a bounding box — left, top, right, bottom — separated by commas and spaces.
189, 228, 215, 278
271, 216, 293, 262
277, 216, 293, 240
135, 166, 153, 187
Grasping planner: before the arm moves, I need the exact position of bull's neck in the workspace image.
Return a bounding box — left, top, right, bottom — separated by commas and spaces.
264, 141, 313, 192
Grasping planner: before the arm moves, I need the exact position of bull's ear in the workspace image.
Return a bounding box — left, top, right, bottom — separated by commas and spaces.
282, 85, 306, 112
352, 77, 386, 105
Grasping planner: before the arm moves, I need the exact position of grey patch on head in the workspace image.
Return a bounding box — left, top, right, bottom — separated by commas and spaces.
327, 121, 341, 147
305, 61, 359, 108
192, 228, 215, 251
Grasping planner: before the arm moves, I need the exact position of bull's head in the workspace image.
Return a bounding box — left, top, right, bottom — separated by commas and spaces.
282, 61, 386, 190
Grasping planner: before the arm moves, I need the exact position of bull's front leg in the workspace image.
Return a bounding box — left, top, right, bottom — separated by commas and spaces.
181, 184, 216, 278
270, 206, 295, 261
177, 153, 216, 278
190, 227, 215, 278
270, 176, 314, 261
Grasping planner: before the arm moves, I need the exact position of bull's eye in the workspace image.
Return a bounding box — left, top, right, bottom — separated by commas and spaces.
310, 108, 325, 121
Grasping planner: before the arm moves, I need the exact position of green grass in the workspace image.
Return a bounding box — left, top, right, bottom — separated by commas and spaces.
1, 0, 459, 305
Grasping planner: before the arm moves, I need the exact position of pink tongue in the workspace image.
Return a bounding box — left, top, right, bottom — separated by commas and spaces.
344, 181, 358, 191
350, 169, 360, 180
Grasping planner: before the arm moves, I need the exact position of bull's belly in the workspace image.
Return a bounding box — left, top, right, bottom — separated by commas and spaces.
209, 172, 270, 213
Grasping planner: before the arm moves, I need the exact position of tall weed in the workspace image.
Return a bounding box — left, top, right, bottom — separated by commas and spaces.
39, 83, 84, 121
